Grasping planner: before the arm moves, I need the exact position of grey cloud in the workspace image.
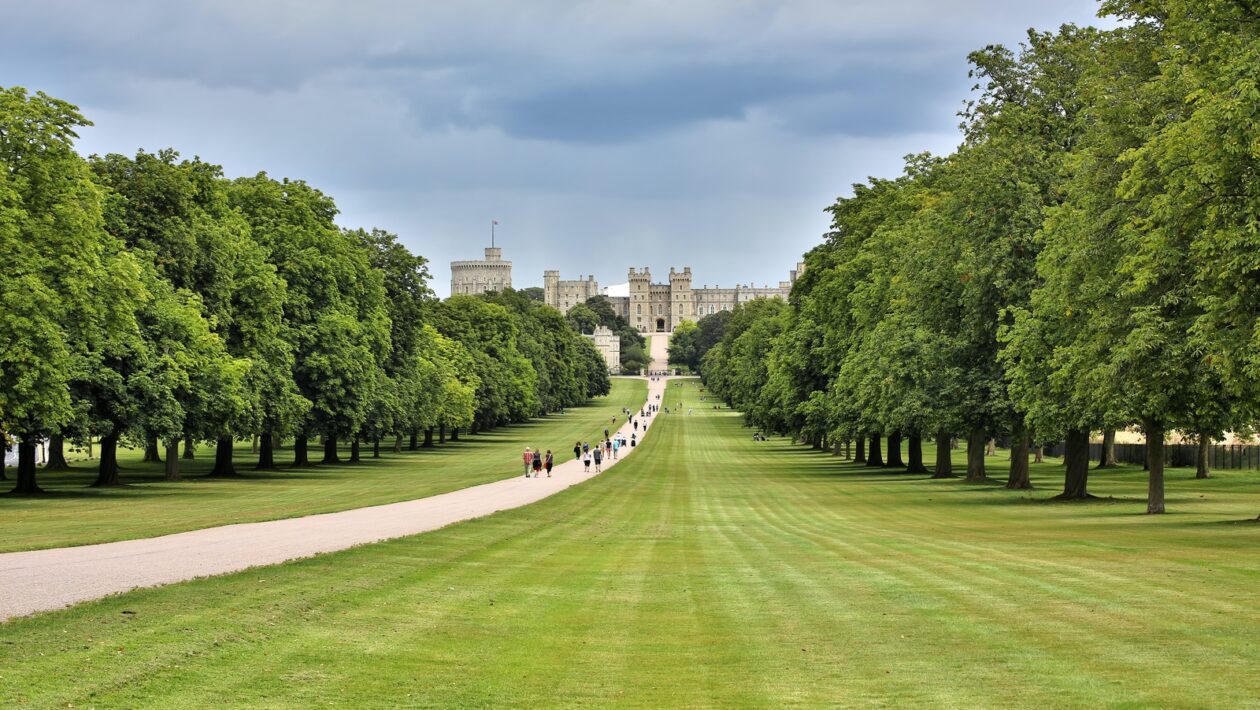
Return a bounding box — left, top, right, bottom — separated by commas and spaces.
0, 0, 1110, 296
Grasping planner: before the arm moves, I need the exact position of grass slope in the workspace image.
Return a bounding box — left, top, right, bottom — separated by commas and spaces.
0, 378, 645, 553
3, 379, 1259, 707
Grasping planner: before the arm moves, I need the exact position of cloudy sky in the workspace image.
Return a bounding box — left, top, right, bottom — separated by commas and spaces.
3, 0, 1108, 295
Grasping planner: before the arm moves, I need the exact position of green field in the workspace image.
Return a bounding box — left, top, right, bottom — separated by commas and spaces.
3, 378, 1259, 707
0, 378, 645, 554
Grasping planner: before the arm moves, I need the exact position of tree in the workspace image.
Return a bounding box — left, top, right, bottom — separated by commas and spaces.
228, 175, 388, 466
89, 150, 298, 476
0, 87, 142, 494
667, 320, 699, 369
565, 303, 599, 335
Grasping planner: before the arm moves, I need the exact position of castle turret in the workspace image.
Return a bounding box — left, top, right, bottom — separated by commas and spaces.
669, 266, 694, 327
543, 270, 560, 309
629, 267, 652, 333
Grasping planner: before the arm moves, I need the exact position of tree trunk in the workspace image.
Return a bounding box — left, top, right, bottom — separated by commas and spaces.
46, 434, 70, 471
183, 434, 196, 460
322, 436, 340, 464
292, 434, 311, 467
933, 431, 954, 478
93, 432, 121, 487
164, 438, 181, 481
373, 437, 381, 458
1196, 434, 1211, 479
439, 425, 447, 444
251, 435, 259, 455
884, 431, 905, 468
1059, 428, 1091, 499
1006, 434, 1032, 490
1146, 420, 1166, 514
256, 430, 276, 470
1034, 444, 1044, 463
15, 440, 41, 494
986, 438, 997, 457
86, 436, 93, 459
854, 436, 866, 464
143, 436, 161, 463
832, 441, 843, 456
409, 432, 418, 451
0, 437, 6, 481
423, 428, 434, 448
349, 437, 361, 463
865, 433, 884, 467
450, 427, 460, 441
1097, 428, 1117, 468
393, 434, 403, 454
208, 436, 238, 476
906, 432, 927, 473
965, 427, 987, 482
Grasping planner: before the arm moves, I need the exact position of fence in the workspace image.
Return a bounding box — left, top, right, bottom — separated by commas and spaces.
1041, 441, 1260, 470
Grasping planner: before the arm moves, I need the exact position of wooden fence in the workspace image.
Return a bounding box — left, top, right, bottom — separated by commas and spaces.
1041, 441, 1260, 470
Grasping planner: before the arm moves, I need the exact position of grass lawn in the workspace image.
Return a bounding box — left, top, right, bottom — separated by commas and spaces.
3, 378, 1259, 707
0, 378, 645, 554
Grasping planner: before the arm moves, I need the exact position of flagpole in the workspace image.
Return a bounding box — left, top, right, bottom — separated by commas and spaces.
491, 220, 495, 248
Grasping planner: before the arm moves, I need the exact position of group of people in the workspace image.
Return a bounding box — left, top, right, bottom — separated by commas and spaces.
522, 418, 642, 478
522, 447, 555, 478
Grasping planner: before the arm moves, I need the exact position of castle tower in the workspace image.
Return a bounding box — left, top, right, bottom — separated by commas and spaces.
629, 267, 652, 333
669, 266, 694, 329
543, 270, 560, 309
450, 245, 512, 296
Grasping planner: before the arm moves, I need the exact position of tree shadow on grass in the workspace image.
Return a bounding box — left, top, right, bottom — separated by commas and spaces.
1, 486, 167, 500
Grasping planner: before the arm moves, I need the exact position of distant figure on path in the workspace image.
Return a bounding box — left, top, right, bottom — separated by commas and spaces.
612, 437, 620, 459
544, 450, 554, 477
523, 447, 533, 477
532, 449, 542, 477
583, 449, 592, 472
573, 441, 581, 461
582, 441, 590, 455
631, 433, 637, 448
593, 446, 603, 472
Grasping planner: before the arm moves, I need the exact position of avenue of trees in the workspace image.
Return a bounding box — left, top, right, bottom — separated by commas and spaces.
703, 2, 1260, 516
0, 87, 610, 493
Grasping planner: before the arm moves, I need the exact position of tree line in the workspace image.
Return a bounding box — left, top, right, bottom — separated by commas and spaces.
0, 87, 611, 494
700, 1, 1260, 515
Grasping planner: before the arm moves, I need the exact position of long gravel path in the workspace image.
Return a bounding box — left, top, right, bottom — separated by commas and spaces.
0, 376, 669, 621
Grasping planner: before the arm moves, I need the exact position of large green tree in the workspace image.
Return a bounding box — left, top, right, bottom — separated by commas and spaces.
0, 87, 142, 494
228, 175, 389, 466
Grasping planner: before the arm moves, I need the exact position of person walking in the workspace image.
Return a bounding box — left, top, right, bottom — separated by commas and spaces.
612, 437, 620, 459
544, 450, 554, 477
592, 445, 603, 472
582, 441, 590, 456
522, 447, 533, 477
604, 428, 610, 440
633, 420, 638, 432
605, 438, 612, 460
630, 432, 637, 448
531, 448, 542, 478
583, 448, 592, 472
573, 441, 581, 462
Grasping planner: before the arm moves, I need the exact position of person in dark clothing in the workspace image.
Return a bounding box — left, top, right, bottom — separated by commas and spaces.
544, 450, 554, 477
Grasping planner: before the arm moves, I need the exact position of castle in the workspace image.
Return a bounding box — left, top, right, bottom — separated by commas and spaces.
449, 245, 803, 339
546, 265, 804, 333
450, 247, 512, 296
